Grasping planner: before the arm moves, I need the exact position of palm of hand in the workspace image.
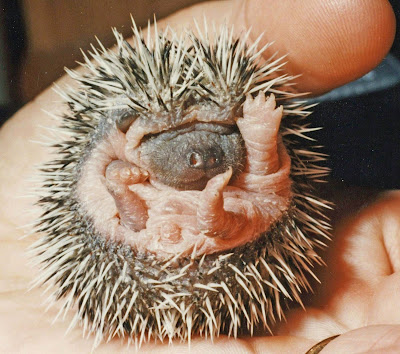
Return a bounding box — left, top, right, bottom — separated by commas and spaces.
0, 0, 398, 352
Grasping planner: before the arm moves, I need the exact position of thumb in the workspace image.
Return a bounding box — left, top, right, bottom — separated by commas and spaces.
245, 0, 396, 94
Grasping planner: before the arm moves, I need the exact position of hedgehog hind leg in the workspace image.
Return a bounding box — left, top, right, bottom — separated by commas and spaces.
237, 92, 283, 176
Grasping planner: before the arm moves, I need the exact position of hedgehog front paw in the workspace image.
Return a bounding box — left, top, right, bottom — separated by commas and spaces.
105, 160, 149, 196
105, 160, 149, 231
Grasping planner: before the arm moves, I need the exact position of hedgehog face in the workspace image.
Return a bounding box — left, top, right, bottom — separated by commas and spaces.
35, 22, 330, 345
135, 123, 246, 190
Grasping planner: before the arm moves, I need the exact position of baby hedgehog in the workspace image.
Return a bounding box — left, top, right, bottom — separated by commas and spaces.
32, 19, 330, 347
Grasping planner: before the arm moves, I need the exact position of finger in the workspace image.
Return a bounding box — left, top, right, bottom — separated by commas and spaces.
280, 192, 400, 338
368, 273, 400, 325
320, 192, 400, 328
163, 0, 396, 95
342, 191, 400, 326
245, 0, 396, 94
330, 191, 400, 286
322, 325, 400, 354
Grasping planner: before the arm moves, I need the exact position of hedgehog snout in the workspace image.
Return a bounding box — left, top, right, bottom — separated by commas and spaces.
187, 146, 223, 171
134, 125, 246, 190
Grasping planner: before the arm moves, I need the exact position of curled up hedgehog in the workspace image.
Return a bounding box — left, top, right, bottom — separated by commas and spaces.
32, 18, 331, 347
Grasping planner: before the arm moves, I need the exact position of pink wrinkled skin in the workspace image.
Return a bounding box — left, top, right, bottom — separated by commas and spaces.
76, 93, 292, 259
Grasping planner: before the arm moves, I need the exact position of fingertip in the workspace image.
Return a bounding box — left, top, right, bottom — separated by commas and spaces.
244, 0, 396, 94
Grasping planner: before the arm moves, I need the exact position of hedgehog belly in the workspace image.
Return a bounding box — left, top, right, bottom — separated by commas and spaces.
76, 93, 292, 258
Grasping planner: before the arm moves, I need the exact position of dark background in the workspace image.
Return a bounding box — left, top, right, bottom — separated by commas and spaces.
0, 0, 399, 189
310, 0, 400, 189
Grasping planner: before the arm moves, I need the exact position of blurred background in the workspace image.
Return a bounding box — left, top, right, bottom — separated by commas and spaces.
0, 0, 205, 118
0, 0, 399, 189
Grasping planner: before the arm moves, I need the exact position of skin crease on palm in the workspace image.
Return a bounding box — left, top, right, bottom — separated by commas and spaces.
0, 0, 397, 352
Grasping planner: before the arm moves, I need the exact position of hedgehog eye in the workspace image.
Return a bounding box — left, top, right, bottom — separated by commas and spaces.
117, 112, 138, 133
137, 124, 245, 190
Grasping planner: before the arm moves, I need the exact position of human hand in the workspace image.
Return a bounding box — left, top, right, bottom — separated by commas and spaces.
0, 0, 396, 352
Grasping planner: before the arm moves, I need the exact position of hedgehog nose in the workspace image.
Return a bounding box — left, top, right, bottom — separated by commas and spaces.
187, 148, 223, 170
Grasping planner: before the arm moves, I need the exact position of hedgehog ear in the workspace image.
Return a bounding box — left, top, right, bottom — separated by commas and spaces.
117, 112, 138, 133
